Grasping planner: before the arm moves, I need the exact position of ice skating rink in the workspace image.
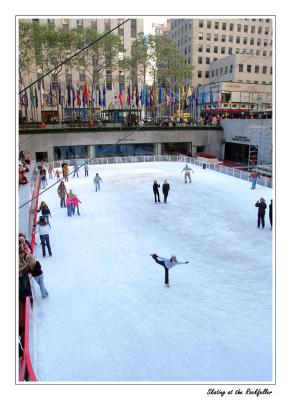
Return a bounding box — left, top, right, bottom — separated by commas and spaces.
31, 162, 273, 382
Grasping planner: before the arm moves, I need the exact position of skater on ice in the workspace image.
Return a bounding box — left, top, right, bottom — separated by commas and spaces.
153, 180, 161, 203
181, 164, 194, 183
57, 181, 67, 208
55, 169, 61, 181
38, 201, 52, 226
34, 216, 52, 257
40, 167, 47, 189
150, 253, 189, 287
62, 163, 69, 182
48, 164, 54, 179
72, 195, 82, 215
249, 170, 261, 189
255, 198, 267, 228
26, 254, 49, 298
162, 180, 170, 203
94, 173, 102, 191
84, 163, 89, 177
269, 199, 272, 229
66, 195, 73, 217
73, 164, 79, 178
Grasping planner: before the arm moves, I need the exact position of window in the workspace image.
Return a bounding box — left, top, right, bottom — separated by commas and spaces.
205, 71, 209, 78
198, 44, 203, 52
269, 51, 272, 56
214, 34, 218, 41
228, 47, 233, 54
47, 19, 55, 30
198, 32, 203, 40
236, 36, 240, 44
229, 35, 233, 43
262, 81, 266, 84
104, 19, 111, 32
263, 51, 267, 56
265, 27, 269, 35
225, 66, 228, 74
213, 46, 218, 53
262, 66, 267, 74
207, 20, 211, 29
247, 65, 252, 73
206, 45, 211, 53
76, 19, 83, 30
230, 65, 233, 73
243, 37, 248, 45
221, 47, 225, 54
264, 40, 268, 46
206, 33, 211, 41
221, 35, 226, 42
198, 71, 202, 78
211, 70, 214, 77
213, 57, 217, 61
220, 68, 223, 75
251, 25, 255, 33
198, 56, 203, 64
244, 25, 248, 33
215, 21, 219, 29
258, 26, 262, 34
250, 38, 254, 45
270, 67, 272, 75
222, 22, 227, 30
118, 19, 124, 36
91, 20, 97, 30
266, 18, 270, 22
235, 48, 240, 54
215, 69, 218, 76
199, 20, 204, 28
237, 24, 241, 32
256, 50, 260, 55
255, 65, 259, 73
239, 64, 243, 72
62, 18, 69, 29
257, 38, 261, 46
131, 19, 137, 37
254, 80, 258, 84
229, 23, 234, 31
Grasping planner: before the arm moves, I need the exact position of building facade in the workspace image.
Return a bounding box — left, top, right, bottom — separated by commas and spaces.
169, 18, 273, 88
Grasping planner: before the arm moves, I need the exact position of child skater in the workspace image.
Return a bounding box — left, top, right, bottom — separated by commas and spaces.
72, 195, 82, 215
150, 253, 189, 287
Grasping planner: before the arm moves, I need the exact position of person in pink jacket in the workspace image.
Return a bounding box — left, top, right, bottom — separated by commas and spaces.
72, 195, 82, 215
66, 195, 73, 217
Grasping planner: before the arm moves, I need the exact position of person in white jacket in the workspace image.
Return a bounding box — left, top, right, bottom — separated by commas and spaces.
34, 216, 52, 257
150, 253, 189, 287
181, 164, 194, 183
93, 173, 103, 191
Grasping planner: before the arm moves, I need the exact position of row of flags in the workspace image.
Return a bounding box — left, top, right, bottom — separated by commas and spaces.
19, 81, 223, 110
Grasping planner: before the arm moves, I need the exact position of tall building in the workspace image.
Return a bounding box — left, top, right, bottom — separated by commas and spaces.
153, 21, 170, 37
169, 18, 273, 88
19, 18, 144, 122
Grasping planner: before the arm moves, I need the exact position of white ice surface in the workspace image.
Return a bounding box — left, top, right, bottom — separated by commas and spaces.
31, 162, 273, 382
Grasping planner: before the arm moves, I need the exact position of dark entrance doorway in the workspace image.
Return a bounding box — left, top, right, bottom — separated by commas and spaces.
35, 152, 48, 162
224, 142, 249, 163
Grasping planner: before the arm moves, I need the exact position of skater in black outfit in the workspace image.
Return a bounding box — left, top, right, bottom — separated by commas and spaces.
162, 180, 170, 203
150, 253, 189, 287
255, 198, 267, 228
153, 180, 161, 203
269, 199, 272, 229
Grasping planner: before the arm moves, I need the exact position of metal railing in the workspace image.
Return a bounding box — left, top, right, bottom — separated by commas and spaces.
51, 155, 272, 188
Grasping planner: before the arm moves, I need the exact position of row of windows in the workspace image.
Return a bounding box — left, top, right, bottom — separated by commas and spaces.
197, 33, 270, 46
197, 44, 272, 57
198, 70, 272, 85
198, 20, 271, 35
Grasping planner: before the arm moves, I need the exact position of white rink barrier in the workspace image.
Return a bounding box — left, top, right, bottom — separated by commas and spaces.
51, 155, 272, 188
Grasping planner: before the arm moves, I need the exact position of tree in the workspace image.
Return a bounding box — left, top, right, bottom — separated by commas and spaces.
18, 22, 35, 82
123, 33, 151, 85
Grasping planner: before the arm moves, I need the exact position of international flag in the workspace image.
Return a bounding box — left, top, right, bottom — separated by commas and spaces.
83, 80, 88, 105
49, 82, 53, 105
181, 84, 185, 108
58, 82, 62, 105
34, 88, 38, 108
93, 82, 97, 106
102, 83, 106, 108
76, 84, 81, 106
40, 81, 44, 107
201, 90, 205, 105
135, 84, 139, 107
98, 87, 102, 107
158, 85, 162, 104
145, 87, 149, 107
119, 82, 123, 106
217, 89, 222, 107
67, 81, 71, 107
127, 84, 131, 106
111, 81, 115, 104
29, 84, 34, 108
72, 86, 75, 108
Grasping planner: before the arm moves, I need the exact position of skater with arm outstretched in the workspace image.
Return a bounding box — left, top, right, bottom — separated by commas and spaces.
181, 164, 194, 183
150, 253, 189, 287
153, 180, 161, 203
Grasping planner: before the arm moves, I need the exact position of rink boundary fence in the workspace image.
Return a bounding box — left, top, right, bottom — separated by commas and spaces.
51, 155, 272, 188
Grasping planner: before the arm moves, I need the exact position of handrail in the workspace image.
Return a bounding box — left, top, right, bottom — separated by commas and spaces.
19, 297, 37, 381
52, 155, 272, 188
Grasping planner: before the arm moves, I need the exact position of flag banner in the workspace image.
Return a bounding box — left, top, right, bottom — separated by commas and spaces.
58, 82, 62, 105
76, 84, 81, 107
217, 89, 222, 107
119, 82, 123, 107
83, 81, 88, 106
158, 86, 162, 104
35, 88, 38, 108
49, 82, 53, 106
98, 87, 102, 107
93, 82, 97, 106
67, 81, 71, 107
102, 83, 106, 109
29, 85, 34, 108
72, 86, 75, 108
127, 84, 131, 106
145, 88, 149, 107
111, 82, 115, 104
135, 84, 139, 107
40, 81, 44, 107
